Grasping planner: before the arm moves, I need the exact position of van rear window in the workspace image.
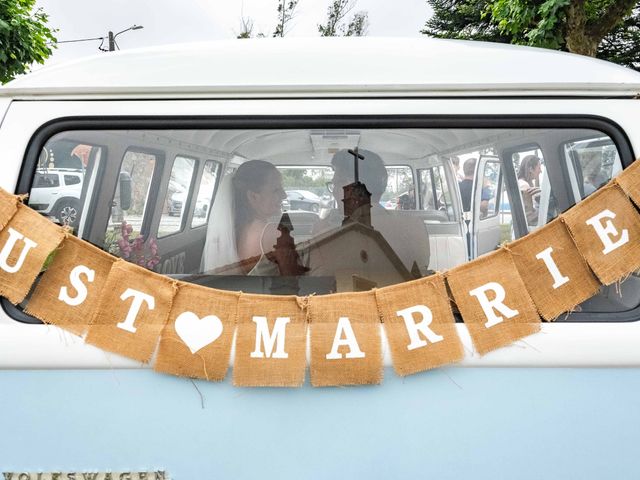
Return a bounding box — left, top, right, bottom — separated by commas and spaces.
20, 124, 638, 321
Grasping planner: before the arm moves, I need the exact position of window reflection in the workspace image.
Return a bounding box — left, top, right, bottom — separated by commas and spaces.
159, 156, 196, 238
28, 140, 97, 232
191, 160, 220, 228
31, 127, 633, 316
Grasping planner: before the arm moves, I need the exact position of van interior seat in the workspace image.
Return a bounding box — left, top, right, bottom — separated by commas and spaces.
280, 210, 320, 242
368, 208, 431, 274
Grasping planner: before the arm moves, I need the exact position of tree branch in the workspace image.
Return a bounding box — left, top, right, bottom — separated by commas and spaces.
587, 0, 636, 41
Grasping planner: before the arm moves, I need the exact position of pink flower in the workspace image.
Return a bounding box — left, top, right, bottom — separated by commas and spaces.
112, 224, 160, 271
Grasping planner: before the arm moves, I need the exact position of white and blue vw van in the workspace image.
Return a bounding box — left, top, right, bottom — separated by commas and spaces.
1, 37, 640, 479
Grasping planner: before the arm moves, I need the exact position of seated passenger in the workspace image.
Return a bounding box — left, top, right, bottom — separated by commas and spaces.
313, 149, 430, 276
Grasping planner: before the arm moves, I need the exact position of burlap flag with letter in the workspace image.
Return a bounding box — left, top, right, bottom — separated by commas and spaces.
509, 218, 600, 320
25, 235, 116, 335
614, 160, 640, 208
0, 188, 19, 230
375, 274, 463, 376
85, 260, 176, 363
309, 290, 382, 387
0, 203, 65, 304
446, 249, 540, 355
155, 283, 240, 381
562, 183, 640, 285
233, 293, 307, 387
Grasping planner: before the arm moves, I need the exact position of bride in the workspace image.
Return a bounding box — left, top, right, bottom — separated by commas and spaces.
202, 160, 287, 275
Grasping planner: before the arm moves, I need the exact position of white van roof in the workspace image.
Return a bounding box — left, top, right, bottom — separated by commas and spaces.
3, 37, 640, 98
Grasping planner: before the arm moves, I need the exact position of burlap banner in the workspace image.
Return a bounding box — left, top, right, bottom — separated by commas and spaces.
155, 283, 240, 381
447, 249, 541, 355
0, 203, 65, 304
562, 183, 640, 285
309, 290, 382, 386
85, 260, 177, 363
508, 218, 600, 321
375, 274, 463, 376
233, 293, 307, 387
0, 188, 19, 230
2, 160, 640, 387
615, 159, 640, 208
25, 235, 117, 335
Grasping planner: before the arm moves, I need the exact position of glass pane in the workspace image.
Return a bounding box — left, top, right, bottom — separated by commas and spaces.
29, 127, 637, 318
27, 140, 99, 232
419, 168, 434, 210
563, 136, 622, 200
64, 175, 82, 186
480, 161, 500, 219
104, 150, 156, 267
418, 165, 454, 222
279, 166, 333, 216
385, 166, 415, 210
159, 156, 196, 238
192, 160, 220, 228
497, 181, 515, 245
33, 173, 60, 188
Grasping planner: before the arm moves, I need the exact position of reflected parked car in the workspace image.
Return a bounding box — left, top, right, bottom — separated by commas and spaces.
285, 189, 323, 212
169, 191, 212, 218
28, 168, 84, 227
382, 198, 398, 210
168, 191, 185, 216
194, 197, 211, 218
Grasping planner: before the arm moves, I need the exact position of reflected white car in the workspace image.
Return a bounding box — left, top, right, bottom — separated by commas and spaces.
28, 168, 84, 226
286, 189, 324, 212
169, 191, 211, 218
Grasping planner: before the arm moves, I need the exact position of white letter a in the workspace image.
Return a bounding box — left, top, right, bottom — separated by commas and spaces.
326, 317, 365, 360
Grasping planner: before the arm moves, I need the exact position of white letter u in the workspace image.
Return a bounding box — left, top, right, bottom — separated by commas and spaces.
0, 228, 38, 274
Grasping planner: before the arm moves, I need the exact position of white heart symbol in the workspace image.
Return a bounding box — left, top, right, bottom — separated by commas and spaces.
174, 311, 223, 354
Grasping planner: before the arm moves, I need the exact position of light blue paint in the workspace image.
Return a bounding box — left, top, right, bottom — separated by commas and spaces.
1, 368, 638, 479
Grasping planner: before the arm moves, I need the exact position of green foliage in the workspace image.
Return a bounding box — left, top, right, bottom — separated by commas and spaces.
236, 16, 254, 39
597, 5, 640, 69
422, 0, 516, 42
319, 0, 350, 36
422, 0, 640, 69
273, 0, 300, 37
318, 0, 369, 36
238, 0, 368, 39
344, 11, 369, 36
281, 168, 331, 189
0, 0, 57, 84
488, 0, 570, 49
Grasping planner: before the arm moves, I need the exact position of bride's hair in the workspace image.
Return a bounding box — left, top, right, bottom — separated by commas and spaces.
232, 159, 278, 242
